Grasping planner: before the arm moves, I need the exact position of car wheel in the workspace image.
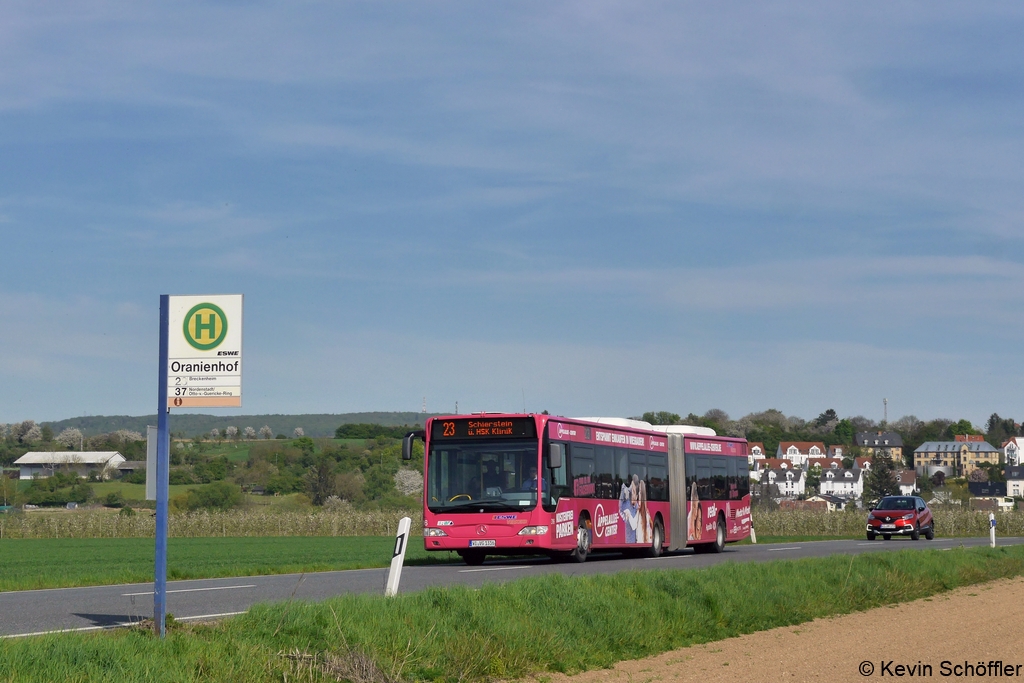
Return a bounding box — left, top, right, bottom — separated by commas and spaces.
461, 550, 486, 566
570, 519, 590, 563
709, 514, 726, 553
646, 518, 664, 558
882, 534, 892, 541
867, 531, 876, 541
925, 523, 935, 540
911, 525, 920, 541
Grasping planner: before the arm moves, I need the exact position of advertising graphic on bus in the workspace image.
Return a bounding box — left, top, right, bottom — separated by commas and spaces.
403, 413, 751, 564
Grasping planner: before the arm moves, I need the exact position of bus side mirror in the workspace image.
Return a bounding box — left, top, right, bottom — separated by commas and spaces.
548, 443, 564, 469
402, 430, 425, 461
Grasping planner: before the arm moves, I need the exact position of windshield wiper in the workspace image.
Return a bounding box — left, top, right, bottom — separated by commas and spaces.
431, 500, 529, 512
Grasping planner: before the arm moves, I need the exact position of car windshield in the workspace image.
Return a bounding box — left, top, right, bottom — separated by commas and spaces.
875, 497, 916, 511
426, 439, 540, 512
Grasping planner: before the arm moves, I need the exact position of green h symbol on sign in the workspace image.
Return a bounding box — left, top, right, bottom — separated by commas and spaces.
195, 313, 217, 342
183, 303, 228, 351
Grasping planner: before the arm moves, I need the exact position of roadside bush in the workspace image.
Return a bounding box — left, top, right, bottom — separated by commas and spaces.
121, 468, 147, 484
169, 468, 196, 485
170, 482, 243, 512
265, 472, 303, 495
22, 473, 93, 507
193, 456, 228, 483
104, 491, 126, 508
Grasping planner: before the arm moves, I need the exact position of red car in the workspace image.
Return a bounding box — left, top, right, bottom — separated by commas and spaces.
866, 495, 934, 541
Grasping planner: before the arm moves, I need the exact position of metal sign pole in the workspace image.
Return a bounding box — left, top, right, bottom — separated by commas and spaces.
154, 295, 170, 637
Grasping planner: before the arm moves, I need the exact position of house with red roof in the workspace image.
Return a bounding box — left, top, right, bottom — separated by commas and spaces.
776, 441, 826, 467
747, 442, 766, 467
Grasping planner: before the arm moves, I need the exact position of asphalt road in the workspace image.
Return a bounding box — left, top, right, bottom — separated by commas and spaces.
1, 535, 1019, 638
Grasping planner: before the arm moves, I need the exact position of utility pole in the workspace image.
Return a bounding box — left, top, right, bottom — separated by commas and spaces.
883, 398, 888, 425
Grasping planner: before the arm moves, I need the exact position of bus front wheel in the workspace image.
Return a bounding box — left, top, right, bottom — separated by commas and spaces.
460, 550, 486, 566
570, 519, 591, 563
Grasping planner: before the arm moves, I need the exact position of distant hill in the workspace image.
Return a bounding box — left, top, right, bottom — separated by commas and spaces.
42, 412, 441, 438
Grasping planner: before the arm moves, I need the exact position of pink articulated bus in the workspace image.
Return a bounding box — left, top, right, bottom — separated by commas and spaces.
402, 414, 751, 565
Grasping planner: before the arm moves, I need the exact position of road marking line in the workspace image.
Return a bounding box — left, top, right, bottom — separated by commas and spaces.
458, 566, 533, 573
176, 611, 247, 621
0, 611, 247, 639
856, 543, 877, 546
121, 584, 256, 597
2, 624, 117, 639
767, 547, 801, 552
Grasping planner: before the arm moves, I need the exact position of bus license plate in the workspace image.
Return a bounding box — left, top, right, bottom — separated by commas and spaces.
470, 540, 496, 547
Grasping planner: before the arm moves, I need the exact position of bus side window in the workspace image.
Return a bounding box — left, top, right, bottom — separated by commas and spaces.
616, 449, 629, 493
570, 445, 595, 498
596, 446, 615, 499
726, 456, 738, 499
628, 452, 646, 493
647, 453, 667, 501
651, 454, 667, 501
738, 456, 750, 497
712, 456, 728, 499
685, 454, 696, 497
697, 456, 711, 500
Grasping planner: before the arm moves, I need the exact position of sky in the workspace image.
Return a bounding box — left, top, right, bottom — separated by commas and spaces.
2, 2, 1024, 427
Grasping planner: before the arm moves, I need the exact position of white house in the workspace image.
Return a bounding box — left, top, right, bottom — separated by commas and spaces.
1004, 438, 1024, 467
1007, 466, 1024, 498
776, 441, 826, 467
15, 451, 125, 480
895, 470, 917, 495
818, 468, 863, 499
807, 457, 843, 471
764, 468, 806, 497
747, 442, 766, 467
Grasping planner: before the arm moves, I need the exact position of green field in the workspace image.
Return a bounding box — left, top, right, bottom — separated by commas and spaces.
1, 545, 1023, 682
0, 536, 458, 592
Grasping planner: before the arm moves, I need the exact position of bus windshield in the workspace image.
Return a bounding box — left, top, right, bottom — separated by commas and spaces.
427, 440, 539, 513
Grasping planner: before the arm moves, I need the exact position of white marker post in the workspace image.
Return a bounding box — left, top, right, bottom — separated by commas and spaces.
990, 512, 997, 548
385, 517, 412, 597
749, 521, 757, 544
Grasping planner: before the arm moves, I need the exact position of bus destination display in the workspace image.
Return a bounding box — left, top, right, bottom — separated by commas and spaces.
431, 417, 536, 440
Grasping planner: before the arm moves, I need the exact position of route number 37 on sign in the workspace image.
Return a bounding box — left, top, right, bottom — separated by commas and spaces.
166, 295, 243, 408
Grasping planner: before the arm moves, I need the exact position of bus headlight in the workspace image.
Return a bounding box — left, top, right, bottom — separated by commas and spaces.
518, 526, 549, 536
425, 528, 448, 537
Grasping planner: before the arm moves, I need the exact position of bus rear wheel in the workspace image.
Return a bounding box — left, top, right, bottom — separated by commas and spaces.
646, 518, 664, 558
709, 514, 726, 553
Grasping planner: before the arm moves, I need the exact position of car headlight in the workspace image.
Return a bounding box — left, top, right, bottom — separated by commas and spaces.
425, 528, 448, 537
518, 526, 549, 536
901, 514, 914, 520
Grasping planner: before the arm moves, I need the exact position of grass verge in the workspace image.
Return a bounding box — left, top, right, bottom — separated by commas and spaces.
3, 545, 1024, 682
0, 537, 458, 592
